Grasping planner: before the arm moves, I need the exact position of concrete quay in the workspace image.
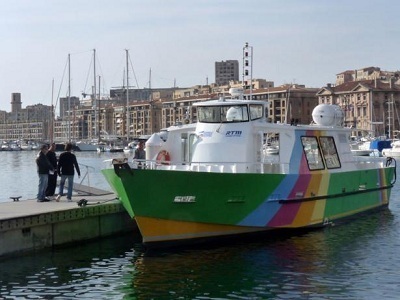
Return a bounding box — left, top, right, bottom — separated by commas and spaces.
0, 189, 137, 258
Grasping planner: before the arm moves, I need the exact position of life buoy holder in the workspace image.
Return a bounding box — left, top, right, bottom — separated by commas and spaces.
156, 150, 171, 165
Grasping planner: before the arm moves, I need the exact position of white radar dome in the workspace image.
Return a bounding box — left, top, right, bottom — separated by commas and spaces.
229, 87, 244, 98
312, 104, 344, 127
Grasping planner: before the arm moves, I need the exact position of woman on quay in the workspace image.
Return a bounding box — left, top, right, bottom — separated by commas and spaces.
45, 142, 58, 200
36, 144, 55, 202
56, 142, 81, 202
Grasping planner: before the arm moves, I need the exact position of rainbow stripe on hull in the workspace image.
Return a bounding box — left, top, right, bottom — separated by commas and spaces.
135, 216, 266, 243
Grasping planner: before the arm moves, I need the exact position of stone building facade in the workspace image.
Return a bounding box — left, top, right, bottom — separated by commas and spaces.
317, 79, 400, 138
336, 66, 400, 86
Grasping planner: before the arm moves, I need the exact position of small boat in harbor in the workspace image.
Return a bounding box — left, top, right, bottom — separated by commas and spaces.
97, 144, 124, 153
75, 140, 100, 151
382, 140, 400, 158
20, 141, 33, 151
349, 137, 373, 156
55, 143, 80, 152
102, 96, 397, 248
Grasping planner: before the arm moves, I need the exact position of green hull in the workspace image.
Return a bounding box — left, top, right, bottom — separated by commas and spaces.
102, 166, 394, 244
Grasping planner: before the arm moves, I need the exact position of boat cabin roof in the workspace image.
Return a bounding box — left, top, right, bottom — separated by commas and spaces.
193, 98, 267, 107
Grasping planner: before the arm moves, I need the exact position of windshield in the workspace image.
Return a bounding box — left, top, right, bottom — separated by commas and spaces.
249, 104, 263, 120
198, 105, 249, 123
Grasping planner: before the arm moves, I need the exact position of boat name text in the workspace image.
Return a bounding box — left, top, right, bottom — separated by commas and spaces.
226, 130, 242, 137
173, 196, 196, 203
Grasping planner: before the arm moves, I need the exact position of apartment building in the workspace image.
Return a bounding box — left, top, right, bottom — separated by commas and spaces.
215, 60, 239, 85
251, 85, 319, 125
0, 121, 47, 141
158, 84, 318, 129
59, 96, 80, 119
212, 79, 274, 96
93, 100, 163, 140
0, 93, 53, 141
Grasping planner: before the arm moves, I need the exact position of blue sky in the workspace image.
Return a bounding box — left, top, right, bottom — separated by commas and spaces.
1, 0, 399, 112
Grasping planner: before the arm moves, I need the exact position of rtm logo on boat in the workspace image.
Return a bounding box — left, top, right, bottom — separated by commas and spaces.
173, 196, 196, 203
226, 130, 242, 137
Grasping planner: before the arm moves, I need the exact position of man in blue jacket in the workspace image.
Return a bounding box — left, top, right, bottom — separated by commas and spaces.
56, 143, 81, 202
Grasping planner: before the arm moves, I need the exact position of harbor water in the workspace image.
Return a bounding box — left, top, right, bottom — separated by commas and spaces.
0, 150, 116, 202
1, 151, 400, 299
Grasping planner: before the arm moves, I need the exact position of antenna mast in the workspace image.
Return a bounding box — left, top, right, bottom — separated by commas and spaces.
242, 42, 253, 99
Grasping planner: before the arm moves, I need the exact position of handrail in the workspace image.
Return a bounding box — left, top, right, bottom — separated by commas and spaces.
130, 158, 291, 174
106, 156, 393, 175
78, 163, 96, 189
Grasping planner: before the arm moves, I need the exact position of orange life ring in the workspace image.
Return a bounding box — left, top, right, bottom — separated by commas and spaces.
156, 150, 171, 165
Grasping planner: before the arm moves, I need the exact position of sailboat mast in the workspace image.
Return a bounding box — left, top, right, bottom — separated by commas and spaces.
50, 78, 54, 143
68, 53, 71, 142
126, 49, 130, 141
97, 76, 101, 141
93, 49, 97, 139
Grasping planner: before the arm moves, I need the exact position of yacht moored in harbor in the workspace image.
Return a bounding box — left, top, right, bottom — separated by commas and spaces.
102, 96, 397, 248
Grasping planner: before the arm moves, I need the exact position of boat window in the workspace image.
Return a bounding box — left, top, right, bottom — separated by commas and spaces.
250, 104, 263, 120
198, 106, 221, 123
301, 136, 325, 170
263, 133, 279, 157
319, 136, 341, 169
225, 105, 248, 122
198, 105, 249, 123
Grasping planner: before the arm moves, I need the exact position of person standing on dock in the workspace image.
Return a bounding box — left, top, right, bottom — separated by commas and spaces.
36, 144, 55, 202
45, 142, 58, 199
56, 143, 81, 202
134, 141, 146, 159
134, 141, 146, 169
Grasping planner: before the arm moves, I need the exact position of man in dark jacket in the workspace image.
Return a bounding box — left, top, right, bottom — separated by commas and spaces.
36, 144, 54, 202
134, 141, 146, 159
45, 143, 58, 199
56, 143, 80, 202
